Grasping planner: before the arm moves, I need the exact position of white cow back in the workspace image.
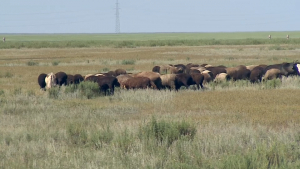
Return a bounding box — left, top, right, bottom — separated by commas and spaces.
45, 72, 56, 88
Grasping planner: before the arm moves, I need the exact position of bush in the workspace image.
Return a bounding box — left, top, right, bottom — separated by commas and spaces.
91, 126, 114, 149
67, 123, 88, 146
77, 81, 100, 99
263, 79, 282, 89
27, 60, 39, 66
3, 72, 13, 78
48, 87, 60, 99
139, 117, 196, 146
121, 60, 135, 65
52, 60, 60, 66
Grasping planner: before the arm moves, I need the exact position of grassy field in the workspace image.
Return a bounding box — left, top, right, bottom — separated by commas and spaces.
1, 32, 300, 49
1, 32, 300, 41
0, 33, 300, 168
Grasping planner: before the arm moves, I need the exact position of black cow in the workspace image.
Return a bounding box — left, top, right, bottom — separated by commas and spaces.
37, 73, 47, 90
55, 72, 68, 86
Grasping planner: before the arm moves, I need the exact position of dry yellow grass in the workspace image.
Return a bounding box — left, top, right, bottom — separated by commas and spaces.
1, 45, 300, 168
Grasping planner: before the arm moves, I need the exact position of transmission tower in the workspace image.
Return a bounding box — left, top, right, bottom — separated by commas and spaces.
115, 0, 120, 33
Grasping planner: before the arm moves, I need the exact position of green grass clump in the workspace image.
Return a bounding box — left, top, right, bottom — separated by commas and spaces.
52, 60, 60, 66
139, 117, 196, 146
77, 81, 100, 99
47, 87, 60, 99
121, 59, 136, 65
27, 60, 39, 66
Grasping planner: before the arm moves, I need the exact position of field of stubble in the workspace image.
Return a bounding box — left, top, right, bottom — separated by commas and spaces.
0, 45, 300, 168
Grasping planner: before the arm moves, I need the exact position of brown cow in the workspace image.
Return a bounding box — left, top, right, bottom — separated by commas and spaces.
116, 74, 133, 89
123, 77, 155, 89
115, 69, 127, 76
160, 74, 177, 90
134, 72, 162, 89
190, 73, 204, 90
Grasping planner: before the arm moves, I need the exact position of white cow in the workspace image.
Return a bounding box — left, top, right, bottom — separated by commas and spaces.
45, 72, 56, 89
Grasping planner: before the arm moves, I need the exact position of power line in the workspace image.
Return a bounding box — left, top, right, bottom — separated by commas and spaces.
115, 0, 120, 33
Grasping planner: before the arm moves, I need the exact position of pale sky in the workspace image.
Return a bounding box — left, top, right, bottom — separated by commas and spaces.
0, 0, 299, 33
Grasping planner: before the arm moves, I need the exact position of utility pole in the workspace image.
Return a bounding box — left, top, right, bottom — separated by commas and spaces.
115, 0, 120, 33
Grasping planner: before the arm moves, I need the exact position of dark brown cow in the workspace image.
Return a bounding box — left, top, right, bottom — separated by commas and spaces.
73, 74, 84, 84
250, 66, 265, 83
55, 72, 68, 86
206, 66, 227, 79
190, 73, 204, 90
97, 76, 119, 95
106, 71, 116, 77
152, 66, 160, 73
174, 73, 193, 91
37, 73, 47, 90
123, 77, 155, 89
66, 74, 74, 85
115, 69, 127, 76
226, 65, 250, 81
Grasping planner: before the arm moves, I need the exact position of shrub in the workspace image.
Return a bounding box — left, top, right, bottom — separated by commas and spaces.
77, 81, 100, 99
4, 72, 13, 78
115, 129, 134, 153
64, 84, 78, 94
67, 123, 88, 146
52, 60, 60, 66
139, 117, 196, 146
27, 60, 39, 66
263, 79, 282, 89
121, 60, 135, 65
48, 87, 60, 99
91, 126, 114, 149
102, 67, 110, 72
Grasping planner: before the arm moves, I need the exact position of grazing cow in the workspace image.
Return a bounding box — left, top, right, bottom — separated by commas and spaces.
85, 75, 101, 83
170, 65, 184, 74
160, 74, 177, 90
264, 62, 296, 77
206, 66, 227, 79
38, 73, 47, 90
249, 66, 265, 83
66, 74, 74, 85
190, 73, 204, 90
45, 72, 56, 89
246, 65, 258, 71
116, 74, 133, 88
201, 70, 213, 84
106, 71, 116, 77
152, 66, 160, 73
73, 74, 84, 84
262, 69, 282, 80
115, 69, 127, 76
226, 65, 250, 81
134, 72, 162, 89
55, 72, 68, 86
123, 77, 154, 89
173, 64, 187, 73
214, 73, 230, 83
186, 63, 200, 74
189, 69, 201, 74
174, 73, 193, 91
97, 76, 119, 95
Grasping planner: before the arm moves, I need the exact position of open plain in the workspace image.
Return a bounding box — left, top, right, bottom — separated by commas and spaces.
0, 33, 300, 168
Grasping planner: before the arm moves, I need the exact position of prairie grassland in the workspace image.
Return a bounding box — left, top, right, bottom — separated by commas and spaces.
1, 44, 300, 168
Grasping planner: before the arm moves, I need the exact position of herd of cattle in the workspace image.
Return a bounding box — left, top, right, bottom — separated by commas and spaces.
37, 61, 300, 95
